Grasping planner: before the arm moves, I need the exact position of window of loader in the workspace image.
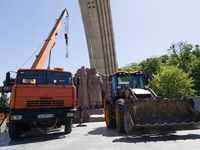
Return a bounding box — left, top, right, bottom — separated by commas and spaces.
17, 71, 72, 85
117, 73, 144, 89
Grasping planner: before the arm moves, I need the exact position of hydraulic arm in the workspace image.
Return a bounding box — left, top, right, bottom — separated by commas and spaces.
31, 9, 68, 69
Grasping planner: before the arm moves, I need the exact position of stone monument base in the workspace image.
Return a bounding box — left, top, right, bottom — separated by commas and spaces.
74, 108, 105, 123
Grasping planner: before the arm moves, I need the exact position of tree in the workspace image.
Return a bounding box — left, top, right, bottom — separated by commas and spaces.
168, 42, 195, 72
0, 93, 10, 108
138, 60, 147, 72
148, 65, 196, 98
159, 54, 169, 64
192, 44, 200, 58
120, 41, 200, 96
190, 58, 200, 95
167, 41, 186, 67
139, 57, 162, 75
167, 42, 200, 96
120, 62, 140, 72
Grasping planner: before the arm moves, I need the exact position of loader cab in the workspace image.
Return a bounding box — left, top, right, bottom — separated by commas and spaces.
111, 71, 145, 97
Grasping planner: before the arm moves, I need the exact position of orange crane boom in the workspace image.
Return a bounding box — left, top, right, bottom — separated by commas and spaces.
31, 9, 68, 69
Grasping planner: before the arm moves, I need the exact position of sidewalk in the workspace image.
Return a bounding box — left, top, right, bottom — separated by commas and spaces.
1, 122, 200, 150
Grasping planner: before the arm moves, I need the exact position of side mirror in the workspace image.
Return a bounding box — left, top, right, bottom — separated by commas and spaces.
5, 72, 10, 86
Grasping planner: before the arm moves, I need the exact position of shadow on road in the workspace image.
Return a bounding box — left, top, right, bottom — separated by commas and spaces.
88, 126, 125, 137
2, 127, 68, 147
88, 127, 200, 143
112, 133, 200, 143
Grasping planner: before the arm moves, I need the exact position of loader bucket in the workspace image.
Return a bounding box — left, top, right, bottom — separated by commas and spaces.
124, 97, 200, 134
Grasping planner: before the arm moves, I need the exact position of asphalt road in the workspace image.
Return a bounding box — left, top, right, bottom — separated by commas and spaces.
1, 122, 200, 150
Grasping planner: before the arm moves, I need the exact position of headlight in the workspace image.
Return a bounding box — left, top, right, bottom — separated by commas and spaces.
67, 112, 74, 117
13, 115, 22, 120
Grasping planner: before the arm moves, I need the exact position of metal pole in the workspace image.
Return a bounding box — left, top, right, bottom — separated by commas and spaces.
128, 70, 131, 88
77, 106, 87, 127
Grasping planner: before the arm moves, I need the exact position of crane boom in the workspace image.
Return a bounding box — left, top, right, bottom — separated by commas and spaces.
31, 9, 68, 69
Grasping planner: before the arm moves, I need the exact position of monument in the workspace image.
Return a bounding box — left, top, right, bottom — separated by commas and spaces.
74, 66, 109, 122
88, 67, 103, 109
77, 66, 90, 109
78, 0, 118, 75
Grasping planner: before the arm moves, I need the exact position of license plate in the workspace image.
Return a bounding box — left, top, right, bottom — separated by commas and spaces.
38, 114, 54, 118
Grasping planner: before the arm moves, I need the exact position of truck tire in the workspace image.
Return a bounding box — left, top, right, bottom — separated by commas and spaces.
9, 122, 22, 139
65, 119, 72, 134
115, 99, 126, 133
105, 103, 116, 128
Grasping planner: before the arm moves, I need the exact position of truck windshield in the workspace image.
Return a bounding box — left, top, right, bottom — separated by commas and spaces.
117, 73, 144, 89
16, 70, 72, 86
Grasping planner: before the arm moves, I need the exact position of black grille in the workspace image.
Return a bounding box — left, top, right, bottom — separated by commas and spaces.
26, 100, 64, 107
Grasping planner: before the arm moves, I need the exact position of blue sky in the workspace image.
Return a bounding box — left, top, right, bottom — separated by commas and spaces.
0, 0, 200, 86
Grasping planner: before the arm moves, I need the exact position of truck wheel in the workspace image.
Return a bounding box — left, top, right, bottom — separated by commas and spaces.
105, 103, 116, 128
9, 122, 22, 139
65, 119, 72, 134
115, 99, 126, 133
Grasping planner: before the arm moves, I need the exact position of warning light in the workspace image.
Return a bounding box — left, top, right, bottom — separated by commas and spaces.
54, 67, 64, 71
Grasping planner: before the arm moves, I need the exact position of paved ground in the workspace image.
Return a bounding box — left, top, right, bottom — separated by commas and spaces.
1, 122, 200, 150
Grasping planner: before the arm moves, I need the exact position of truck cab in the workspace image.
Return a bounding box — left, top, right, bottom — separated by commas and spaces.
9, 68, 76, 139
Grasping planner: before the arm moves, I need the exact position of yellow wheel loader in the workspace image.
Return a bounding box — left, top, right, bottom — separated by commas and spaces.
104, 70, 200, 134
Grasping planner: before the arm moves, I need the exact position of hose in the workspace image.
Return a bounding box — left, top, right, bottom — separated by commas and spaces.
33, 119, 58, 135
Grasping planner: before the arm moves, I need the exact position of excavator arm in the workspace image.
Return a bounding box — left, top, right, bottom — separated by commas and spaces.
31, 9, 68, 69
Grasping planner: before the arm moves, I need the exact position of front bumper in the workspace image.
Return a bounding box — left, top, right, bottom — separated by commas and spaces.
9, 107, 76, 123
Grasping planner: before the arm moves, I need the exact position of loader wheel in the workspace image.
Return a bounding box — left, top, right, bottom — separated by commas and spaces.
105, 103, 116, 128
115, 99, 126, 133
65, 119, 72, 134
9, 122, 22, 139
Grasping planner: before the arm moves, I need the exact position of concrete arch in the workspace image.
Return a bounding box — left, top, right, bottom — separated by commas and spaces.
78, 0, 118, 74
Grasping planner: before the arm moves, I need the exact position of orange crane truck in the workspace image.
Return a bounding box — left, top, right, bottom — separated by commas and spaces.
6, 9, 77, 139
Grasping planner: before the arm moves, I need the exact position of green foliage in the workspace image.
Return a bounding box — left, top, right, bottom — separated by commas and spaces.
167, 42, 196, 72
138, 55, 169, 76
190, 58, 200, 95
138, 60, 146, 72
159, 54, 169, 64
148, 66, 196, 98
192, 44, 200, 58
0, 93, 10, 108
120, 62, 140, 72
141, 57, 162, 75
120, 41, 200, 96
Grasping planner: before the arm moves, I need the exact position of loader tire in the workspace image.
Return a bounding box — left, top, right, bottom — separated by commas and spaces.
105, 103, 116, 128
115, 99, 126, 133
9, 122, 22, 139
65, 119, 72, 134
